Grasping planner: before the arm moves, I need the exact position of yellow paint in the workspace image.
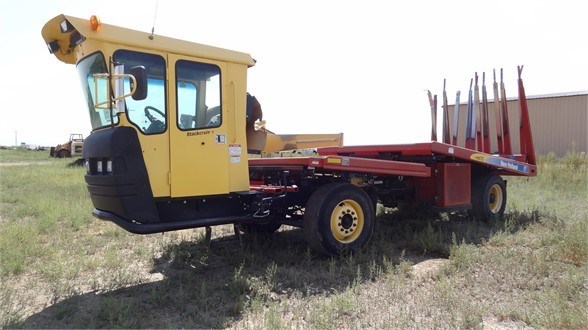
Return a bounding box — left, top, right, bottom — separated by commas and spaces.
470, 153, 488, 162
350, 177, 366, 186
168, 55, 229, 197
488, 184, 504, 213
329, 199, 364, 243
327, 158, 342, 164
41, 14, 254, 66
226, 62, 250, 193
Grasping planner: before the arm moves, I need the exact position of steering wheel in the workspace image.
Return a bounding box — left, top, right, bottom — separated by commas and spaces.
144, 106, 165, 123
144, 106, 165, 133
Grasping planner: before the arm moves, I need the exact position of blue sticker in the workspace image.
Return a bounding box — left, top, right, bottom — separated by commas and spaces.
471, 153, 529, 174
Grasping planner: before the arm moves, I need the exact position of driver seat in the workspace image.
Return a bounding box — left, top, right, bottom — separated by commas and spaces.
245, 93, 267, 153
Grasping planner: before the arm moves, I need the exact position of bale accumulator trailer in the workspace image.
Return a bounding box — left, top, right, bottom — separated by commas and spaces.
42, 14, 536, 256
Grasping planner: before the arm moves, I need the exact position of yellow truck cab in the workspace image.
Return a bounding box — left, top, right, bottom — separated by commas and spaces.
42, 14, 270, 224
42, 14, 536, 256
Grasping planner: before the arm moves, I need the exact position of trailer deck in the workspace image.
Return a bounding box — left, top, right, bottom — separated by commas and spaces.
249, 141, 536, 178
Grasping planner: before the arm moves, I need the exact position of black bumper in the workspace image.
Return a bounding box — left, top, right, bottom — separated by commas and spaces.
93, 208, 253, 234
83, 127, 159, 223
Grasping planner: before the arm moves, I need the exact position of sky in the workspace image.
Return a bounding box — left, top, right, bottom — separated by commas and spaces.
0, 0, 586, 147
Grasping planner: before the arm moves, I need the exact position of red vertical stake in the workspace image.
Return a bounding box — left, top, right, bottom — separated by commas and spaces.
493, 69, 504, 154
465, 79, 475, 150
434, 94, 438, 141
442, 79, 450, 144
517, 66, 536, 165
500, 68, 512, 155
452, 91, 461, 146
474, 73, 482, 151
428, 90, 438, 142
481, 72, 491, 153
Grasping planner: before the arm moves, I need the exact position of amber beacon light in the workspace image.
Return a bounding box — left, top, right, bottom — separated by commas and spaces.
90, 15, 101, 31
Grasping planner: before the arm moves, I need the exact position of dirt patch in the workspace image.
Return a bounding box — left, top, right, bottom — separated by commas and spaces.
482, 315, 533, 330
411, 258, 448, 280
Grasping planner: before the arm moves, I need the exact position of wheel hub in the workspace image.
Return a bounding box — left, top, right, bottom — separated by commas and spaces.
340, 213, 354, 229
330, 200, 364, 243
488, 184, 504, 214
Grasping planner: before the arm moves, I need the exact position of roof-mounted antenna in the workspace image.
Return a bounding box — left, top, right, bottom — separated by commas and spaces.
149, 0, 159, 40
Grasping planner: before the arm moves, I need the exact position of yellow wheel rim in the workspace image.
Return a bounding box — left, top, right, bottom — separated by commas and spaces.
488, 184, 503, 214
330, 199, 364, 243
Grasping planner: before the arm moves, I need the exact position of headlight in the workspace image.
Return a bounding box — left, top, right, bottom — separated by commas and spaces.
97, 160, 102, 173
47, 40, 60, 54
106, 160, 113, 173
60, 19, 74, 33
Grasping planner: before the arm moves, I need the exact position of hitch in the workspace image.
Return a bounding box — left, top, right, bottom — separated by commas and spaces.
253, 171, 290, 218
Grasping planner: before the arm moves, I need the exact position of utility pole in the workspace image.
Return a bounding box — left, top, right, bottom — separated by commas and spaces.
14, 131, 17, 147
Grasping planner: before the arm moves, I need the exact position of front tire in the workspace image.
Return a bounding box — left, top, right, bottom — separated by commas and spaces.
471, 175, 507, 221
303, 182, 375, 256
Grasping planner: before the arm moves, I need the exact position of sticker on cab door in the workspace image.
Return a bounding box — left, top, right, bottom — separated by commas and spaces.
215, 134, 226, 144
229, 144, 241, 163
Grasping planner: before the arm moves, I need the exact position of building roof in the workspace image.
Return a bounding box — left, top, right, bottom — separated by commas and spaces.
525, 90, 588, 100
451, 90, 587, 105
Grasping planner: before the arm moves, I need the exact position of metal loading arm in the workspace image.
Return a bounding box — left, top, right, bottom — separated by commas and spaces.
262, 133, 344, 153
244, 94, 344, 154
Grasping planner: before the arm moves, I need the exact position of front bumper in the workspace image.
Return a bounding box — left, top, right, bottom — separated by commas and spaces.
93, 208, 253, 234
83, 127, 160, 223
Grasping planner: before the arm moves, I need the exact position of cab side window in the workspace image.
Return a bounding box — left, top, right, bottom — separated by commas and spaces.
113, 50, 167, 134
176, 60, 221, 130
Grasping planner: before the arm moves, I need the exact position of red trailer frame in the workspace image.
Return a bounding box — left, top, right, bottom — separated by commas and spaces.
249, 66, 536, 213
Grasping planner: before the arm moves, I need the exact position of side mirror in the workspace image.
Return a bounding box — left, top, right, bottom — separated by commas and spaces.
130, 66, 147, 100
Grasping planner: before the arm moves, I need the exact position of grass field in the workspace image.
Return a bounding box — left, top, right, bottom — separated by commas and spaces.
0, 148, 586, 328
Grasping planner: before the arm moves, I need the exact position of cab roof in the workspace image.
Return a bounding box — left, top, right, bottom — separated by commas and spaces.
41, 14, 256, 67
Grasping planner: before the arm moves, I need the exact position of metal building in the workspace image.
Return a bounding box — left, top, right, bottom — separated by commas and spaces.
448, 91, 587, 156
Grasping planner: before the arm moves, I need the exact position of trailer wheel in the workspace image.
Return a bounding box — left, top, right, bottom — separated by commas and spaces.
303, 182, 375, 256
471, 175, 507, 221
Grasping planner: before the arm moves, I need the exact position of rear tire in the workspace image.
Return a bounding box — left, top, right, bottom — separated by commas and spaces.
303, 182, 375, 256
471, 175, 507, 222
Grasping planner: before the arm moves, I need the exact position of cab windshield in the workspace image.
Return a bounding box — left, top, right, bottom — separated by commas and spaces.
76, 52, 118, 129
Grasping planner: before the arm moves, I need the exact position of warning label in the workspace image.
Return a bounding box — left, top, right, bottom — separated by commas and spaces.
229, 144, 241, 163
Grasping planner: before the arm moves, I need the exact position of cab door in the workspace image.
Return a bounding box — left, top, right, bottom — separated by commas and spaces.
169, 55, 230, 198
113, 49, 171, 198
